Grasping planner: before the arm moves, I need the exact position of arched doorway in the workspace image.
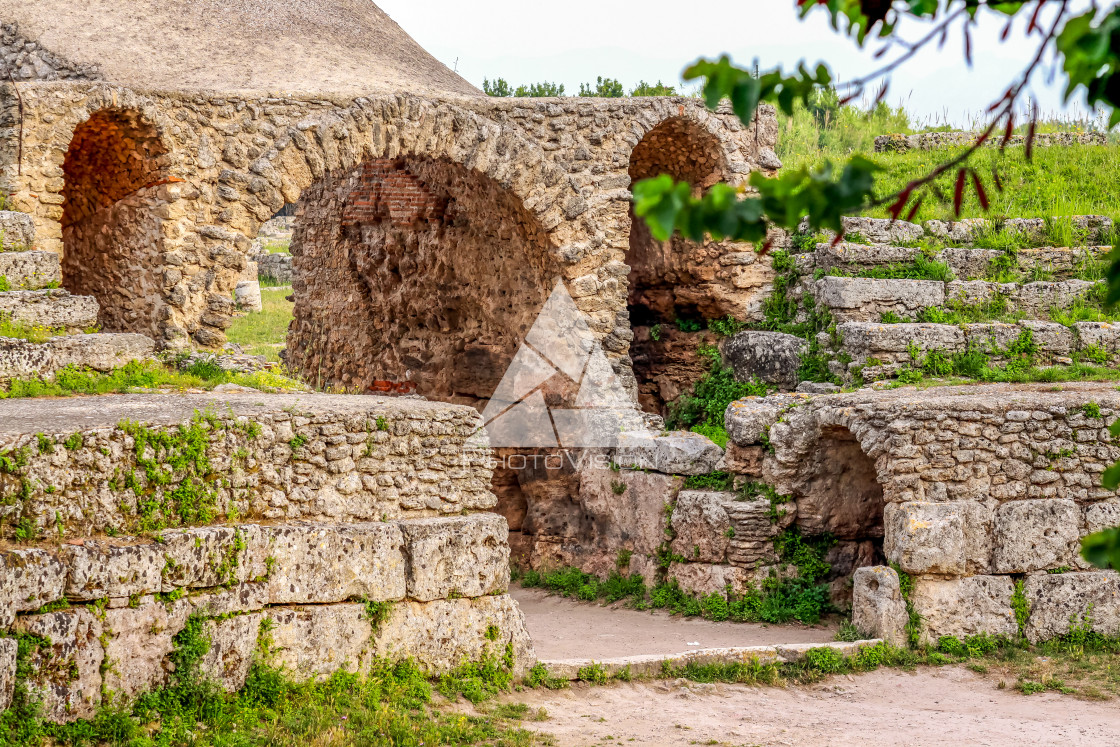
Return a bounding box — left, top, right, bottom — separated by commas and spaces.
625, 117, 730, 415
61, 109, 171, 337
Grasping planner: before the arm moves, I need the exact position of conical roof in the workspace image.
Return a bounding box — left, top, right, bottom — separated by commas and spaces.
0, 0, 481, 97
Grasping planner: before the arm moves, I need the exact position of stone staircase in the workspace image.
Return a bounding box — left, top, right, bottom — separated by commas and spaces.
0, 211, 156, 382
780, 215, 1120, 383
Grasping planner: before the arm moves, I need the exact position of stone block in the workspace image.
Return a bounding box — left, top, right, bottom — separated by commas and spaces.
614, 430, 724, 475
62, 540, 165, 601
159, 525, 270, 590
372, 595, 535, 676
1018, 320, 1075, 356
13, 609, 104, 722
0, 289, 99, 331
1085, 499, 1120, 534
666, 562, 758, 597
851, 566, 908, 646
0, 548, 67, 626
102, 598, 192, 700
991, 499, 1081, 573
0, 210, 36, 250
234, 281, 263, 312
0, 250, 61, 290
1023, 571, 1120, 643
720, 331, 805, 388
1075, 322, 1120, 356
835, 217, 924, 245
0, 638, 14, 711
669, 491, 734, 563
940, 247, 1002, 280
725, 393, 812, 445
270, 604, 374, 681
577, 468, 682, 556
398, 514, 508, 602
264, 522, 406, 604
814, 243, 920, 272
884, 502, 966, 575
0, 333, 157, 382
837, 322, 965, 361
815, 276, 944, 321
201, 612, 265, 691
909, 576, 1017, 644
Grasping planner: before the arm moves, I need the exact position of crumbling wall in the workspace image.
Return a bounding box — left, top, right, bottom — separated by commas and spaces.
726, 384, 1120, 642
0, 23, 99, 81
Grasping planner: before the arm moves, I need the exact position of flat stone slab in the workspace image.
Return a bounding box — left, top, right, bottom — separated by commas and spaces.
0, 211, 36, 251
614, 430, 724, 475
815, 276, 945, 322
0, 332, 155, 381
541, 640, 883, 681
0, 250, 61, 290
0, 392, 495, 540
0, 289, 98, 330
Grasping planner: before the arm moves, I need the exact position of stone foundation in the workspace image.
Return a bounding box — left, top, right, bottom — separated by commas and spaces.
0, 393, 531, 721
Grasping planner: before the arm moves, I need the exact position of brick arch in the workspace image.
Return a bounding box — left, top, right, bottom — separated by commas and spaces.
281, 150, 566, 402
59, 101, 178, 337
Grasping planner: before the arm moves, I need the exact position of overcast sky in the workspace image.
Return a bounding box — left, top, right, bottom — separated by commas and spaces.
377, 0, 1101, 127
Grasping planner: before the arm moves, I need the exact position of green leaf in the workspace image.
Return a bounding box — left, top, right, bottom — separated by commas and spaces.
1082, 527, 1120, 570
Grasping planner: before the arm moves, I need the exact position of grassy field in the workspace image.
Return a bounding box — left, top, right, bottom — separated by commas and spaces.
775, 93, 1120, 222
226, 287, 293, 361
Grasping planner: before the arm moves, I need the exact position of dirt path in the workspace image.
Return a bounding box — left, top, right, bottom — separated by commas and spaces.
513, 587, 837, 661
497, 666, 1120, 746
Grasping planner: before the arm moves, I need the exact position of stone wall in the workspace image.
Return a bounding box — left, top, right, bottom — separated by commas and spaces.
0, 23, 99, 81
874, 131, 1106, 153
725, 383, 1120, 643
0, 82, 776, 387
0, 392, 532, 722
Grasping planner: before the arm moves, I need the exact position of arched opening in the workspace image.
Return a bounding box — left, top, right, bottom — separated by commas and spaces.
61, 109, 171, 337
793, 425, 886, 608
286, 156, 560, 405
626, 118, 728, 414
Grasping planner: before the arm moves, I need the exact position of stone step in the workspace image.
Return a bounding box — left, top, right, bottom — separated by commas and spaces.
811, 275, 1101, 323
803, 242, 1110, 282
0, 250, 61, 290
0, 289, 99, 331
0, 332, 155, 382
0, 210, 36, 251
833, 320, 1120, 379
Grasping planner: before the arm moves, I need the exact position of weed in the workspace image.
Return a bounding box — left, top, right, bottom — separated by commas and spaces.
683, 471, 734, 491
610, 479, 627, 495
525, 662, 569, 690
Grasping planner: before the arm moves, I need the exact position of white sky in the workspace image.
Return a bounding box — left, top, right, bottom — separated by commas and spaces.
377, 0, 1103, 127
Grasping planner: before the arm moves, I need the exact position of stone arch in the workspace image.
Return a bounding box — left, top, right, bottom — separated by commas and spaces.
783, 422, 887, 608
284, 153, 563, 403
60, 105, 175, 336
624, 115, 731, 414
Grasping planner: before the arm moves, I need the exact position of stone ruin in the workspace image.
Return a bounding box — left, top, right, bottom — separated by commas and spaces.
0, 0, 1117, 722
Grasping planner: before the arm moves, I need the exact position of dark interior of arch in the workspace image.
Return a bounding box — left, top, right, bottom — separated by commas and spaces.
286, 156, 560, 406
61, 108, 170, 337
626, 117, 727, 414
794, 425, 887, 608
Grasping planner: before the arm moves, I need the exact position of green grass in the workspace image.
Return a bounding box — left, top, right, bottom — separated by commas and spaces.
0, 359, 305, 399
0, 314, 71, 344
226, 287, 293, 362
0, 629, 539, 747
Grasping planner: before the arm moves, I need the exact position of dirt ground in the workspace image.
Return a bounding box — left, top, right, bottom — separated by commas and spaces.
512, 587, 838, 661
493, 666, 1120, 746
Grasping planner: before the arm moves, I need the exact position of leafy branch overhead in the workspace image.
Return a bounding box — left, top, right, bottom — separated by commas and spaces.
634, 1, 1120, 249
